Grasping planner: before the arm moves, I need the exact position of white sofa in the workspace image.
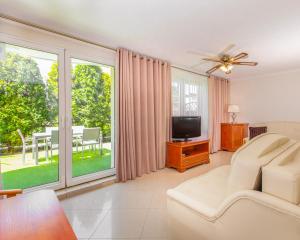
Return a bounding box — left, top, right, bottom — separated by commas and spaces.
247, 121, 300, 141
167, 133, 300, 240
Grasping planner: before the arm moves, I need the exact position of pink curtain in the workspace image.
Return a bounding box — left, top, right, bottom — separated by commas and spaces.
208, 75, 230, 153
0, 168, 2, 199
116, 48, 171, 182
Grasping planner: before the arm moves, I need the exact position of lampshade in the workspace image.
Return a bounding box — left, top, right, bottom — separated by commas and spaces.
220, 64, 233, 72
228, 104, 240, 113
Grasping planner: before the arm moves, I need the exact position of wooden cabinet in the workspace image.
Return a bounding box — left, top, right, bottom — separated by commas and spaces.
166, 140, 210, 172
221, 123, 248, 152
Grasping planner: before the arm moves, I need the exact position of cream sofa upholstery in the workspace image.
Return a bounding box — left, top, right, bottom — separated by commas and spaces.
247, 121, 300, 141
263, 142, 300, 204
167, 133, 300, 240
227, 133, 294, 195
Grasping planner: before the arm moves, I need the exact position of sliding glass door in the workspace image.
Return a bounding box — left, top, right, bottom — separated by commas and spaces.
65, 55, 115, 186
0, 35, 115, 191
0, 38, 65, 190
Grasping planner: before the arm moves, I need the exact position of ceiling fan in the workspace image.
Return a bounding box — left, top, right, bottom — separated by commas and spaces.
188, 44, 258, 75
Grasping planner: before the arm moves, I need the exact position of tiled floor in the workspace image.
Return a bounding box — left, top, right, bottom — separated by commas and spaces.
60, 151, 232, 240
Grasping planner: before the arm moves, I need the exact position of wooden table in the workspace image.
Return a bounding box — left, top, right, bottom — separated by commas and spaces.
0, 190, 77, 240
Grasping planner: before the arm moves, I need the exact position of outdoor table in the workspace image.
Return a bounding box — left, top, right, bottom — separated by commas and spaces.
32, 126, 84, 165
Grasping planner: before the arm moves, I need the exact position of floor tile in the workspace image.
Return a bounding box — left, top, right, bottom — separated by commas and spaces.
141, 239, 169, 240
59, 151, 232, 240
141, 209, 169, 239
90, 209, 148, 239
64, 209, 107, 238
108, 189, 154, 209
149, 191, 168, 209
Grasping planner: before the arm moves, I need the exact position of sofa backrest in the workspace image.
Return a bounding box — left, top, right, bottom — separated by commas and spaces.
227, 133, 296, 195
262, 142, 300, 205
249, 121, 300, 141
267, 122, 300, 141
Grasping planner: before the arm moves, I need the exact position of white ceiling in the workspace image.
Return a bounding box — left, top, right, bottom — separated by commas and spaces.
1, 0, 300, 79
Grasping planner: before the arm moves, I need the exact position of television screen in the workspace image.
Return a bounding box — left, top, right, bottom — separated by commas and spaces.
172, 116, 201, 140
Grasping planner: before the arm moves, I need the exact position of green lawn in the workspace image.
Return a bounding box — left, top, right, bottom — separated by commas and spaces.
2, 148, 112, 189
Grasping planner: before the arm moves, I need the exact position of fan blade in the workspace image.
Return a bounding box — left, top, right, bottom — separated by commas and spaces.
219, 44, 235, 55
206, 64, 222, 74
202, 58, 222, 63
232, 61, 258, 66
232, 52, 248, 61
187, 50, 218, 58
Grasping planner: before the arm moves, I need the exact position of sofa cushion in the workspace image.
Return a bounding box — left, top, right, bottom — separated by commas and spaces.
167, 165, 231, 210
227, 133, 295, 195
262, 142, 300, 204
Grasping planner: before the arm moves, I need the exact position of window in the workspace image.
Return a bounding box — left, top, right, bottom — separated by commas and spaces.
171, 67, 209, 137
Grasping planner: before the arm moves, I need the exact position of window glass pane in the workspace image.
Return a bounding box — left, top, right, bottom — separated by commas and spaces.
184, 83, 199, 116
0, 42, 59, 189
172, 81, 181, 116
71, 58, 114, 177
171, 67, 209, 137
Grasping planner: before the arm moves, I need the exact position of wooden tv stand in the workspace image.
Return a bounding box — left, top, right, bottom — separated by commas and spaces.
166, 140, 210, 172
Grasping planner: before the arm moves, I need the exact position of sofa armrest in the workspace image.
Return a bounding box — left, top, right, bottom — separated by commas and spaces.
167, 189, 300, 222
167, 189, 300, 240
167, 189, 218, 220
216, 190, 300, 218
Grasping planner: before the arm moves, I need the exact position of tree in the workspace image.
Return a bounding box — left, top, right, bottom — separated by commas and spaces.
0, 55, 112, 150
72, 64, 112, 138
47, 62, 59, 125
0, 53, 49, 149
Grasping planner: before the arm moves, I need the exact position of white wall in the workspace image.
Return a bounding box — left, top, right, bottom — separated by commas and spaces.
0, 18, 116, 65
230, 69, 300, 123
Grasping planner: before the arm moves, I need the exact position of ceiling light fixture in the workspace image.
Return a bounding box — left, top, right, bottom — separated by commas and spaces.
188, 45, 258, 75
220, 64, 233, 74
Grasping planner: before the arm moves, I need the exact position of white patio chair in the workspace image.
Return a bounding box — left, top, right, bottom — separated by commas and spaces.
45, 127, 58, 134
72, 126, 84, 152
17, 129, 48, 165
72, 126, 84, 135
17, 129, 33, 165
49, 130, 59, 162
81, 127, 103, 156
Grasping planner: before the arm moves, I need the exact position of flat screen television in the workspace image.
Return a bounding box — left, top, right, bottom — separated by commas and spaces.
172, 116, 201, 141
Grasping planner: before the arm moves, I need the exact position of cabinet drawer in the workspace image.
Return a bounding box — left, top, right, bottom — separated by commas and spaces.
182, 153, 209, 167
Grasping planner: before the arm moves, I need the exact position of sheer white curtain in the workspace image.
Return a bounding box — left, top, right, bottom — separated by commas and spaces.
171, 67, 209, 137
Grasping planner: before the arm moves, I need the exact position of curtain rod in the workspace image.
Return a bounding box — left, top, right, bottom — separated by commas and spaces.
132, 54, 167, 65
0, 14, 209, 78
171, 66, 209, 77
0, 14, 116, 51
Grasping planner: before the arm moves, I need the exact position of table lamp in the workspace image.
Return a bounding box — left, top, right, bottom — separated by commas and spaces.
228, 104, 240, 124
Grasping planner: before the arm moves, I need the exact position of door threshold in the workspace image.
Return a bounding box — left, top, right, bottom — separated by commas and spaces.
56, 175, 116, 200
